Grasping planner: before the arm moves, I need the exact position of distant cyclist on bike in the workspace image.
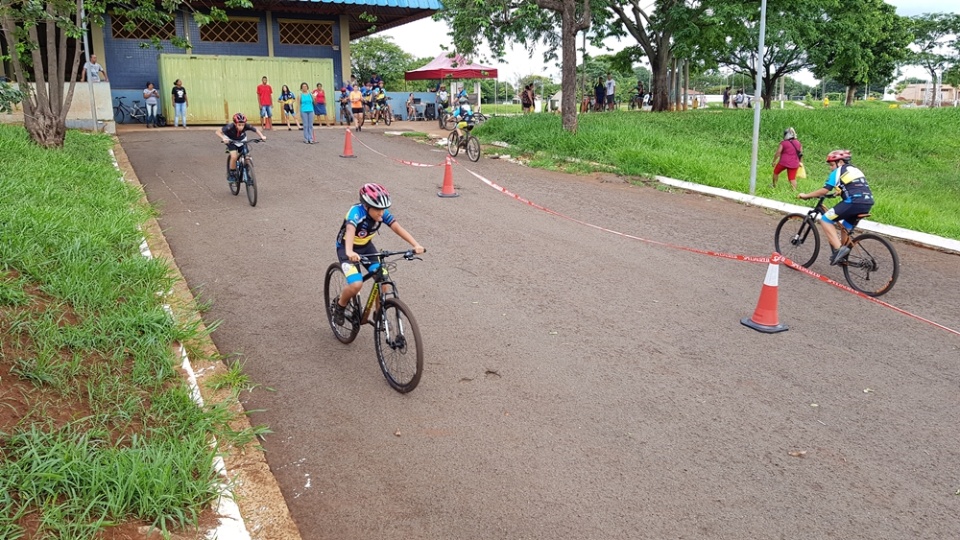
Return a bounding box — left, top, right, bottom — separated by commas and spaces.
798, 149, 874, 265
216, 112, 266, 184
451, 96, 475, 140
332, 183, 425, 325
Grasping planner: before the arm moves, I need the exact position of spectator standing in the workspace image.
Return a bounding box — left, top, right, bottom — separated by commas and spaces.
278, 85, 301, 130
257, 76, 273, 130
82, 54, 107, 83
605, 73, 617, 110
171, 79, 188, 128
299, 82, 315, 143
593, 77, 604, 112
143, 82, 160, 128
772, 127, 803, 191
369, 72, 383, 87
312, 83, 327, 125
436, 84, 449, 114
521, 84, 534, 114
734, 89, 745, 109
722, 86, 731, 109
349, 85, 364, 131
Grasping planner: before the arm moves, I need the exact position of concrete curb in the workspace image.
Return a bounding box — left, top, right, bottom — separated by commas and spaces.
656, 176, 960, 255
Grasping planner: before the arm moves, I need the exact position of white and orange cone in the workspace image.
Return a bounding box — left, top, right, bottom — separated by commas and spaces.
741, 253, 788, 333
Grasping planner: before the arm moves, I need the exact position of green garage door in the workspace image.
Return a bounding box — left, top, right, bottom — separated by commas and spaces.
159, 54, 334, 125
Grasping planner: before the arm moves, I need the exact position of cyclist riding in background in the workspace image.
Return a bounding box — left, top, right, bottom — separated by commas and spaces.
216, 112, 266, 183
798, 149, 874, 265
361, 82, 374, 116
436, 85, 449, 113
372, 84, 390, 124
331, 183, 425, 326
451, 96, 475, 139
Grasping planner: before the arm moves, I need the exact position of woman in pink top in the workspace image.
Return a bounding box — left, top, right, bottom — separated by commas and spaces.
772, 127, 803, 190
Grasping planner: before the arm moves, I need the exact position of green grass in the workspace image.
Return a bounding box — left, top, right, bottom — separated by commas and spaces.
473, 106, 960, 240
0, 125, 256, 538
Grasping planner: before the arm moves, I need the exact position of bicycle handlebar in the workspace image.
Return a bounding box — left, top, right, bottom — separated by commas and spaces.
358, 249, 426, 264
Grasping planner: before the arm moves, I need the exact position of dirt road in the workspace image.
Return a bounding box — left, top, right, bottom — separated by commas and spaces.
119, 123, 960, 540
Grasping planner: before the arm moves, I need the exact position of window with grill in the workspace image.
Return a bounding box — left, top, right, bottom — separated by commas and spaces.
278, 20, 334, 46
110, 14, 176, 40
199, 18, 260, 43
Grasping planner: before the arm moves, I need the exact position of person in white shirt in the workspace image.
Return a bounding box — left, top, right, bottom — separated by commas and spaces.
605, 73, 616, 111
143, 82, 160, 127
82, 54, 107, 83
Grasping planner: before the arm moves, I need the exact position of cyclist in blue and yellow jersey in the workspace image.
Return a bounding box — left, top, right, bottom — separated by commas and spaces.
376, 81, 393, 120
451, 96, 475, 140
798, 149, 874, 265
370, 84, 387, 124
332, 183, 425, 325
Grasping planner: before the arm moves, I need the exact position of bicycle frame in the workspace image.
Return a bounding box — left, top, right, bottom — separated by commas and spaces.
358, 257, 399, 324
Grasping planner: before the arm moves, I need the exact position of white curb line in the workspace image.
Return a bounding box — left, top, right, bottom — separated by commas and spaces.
656, 176, 960, 255
110, 148, 251, 540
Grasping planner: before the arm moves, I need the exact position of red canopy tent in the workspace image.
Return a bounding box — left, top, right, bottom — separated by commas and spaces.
404, 53, 498, 81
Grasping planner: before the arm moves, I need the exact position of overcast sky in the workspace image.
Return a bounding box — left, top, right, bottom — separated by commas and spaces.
381, 0, 959, 85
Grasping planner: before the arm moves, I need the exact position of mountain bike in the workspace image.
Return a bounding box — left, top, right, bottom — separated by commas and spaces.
113, 96, 148, 124
371, 98, 393, 126
324, 250, 425, 393
447, 122, 480, 162
224, 138, 262, 207
774, 195, 899, 296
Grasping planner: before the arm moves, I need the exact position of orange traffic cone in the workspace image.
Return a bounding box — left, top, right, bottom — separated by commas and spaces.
438, 155, 459, 198
339, 128, 356, 158
741, 253, 788, 333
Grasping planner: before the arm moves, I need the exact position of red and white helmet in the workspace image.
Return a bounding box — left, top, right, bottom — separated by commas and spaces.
233, 112, 247, 124
825, 149, 851, 163
359, 183, 392, 209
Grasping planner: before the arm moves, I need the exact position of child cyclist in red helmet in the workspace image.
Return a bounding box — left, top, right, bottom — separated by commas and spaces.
798, 149, 874, 265
216, 112, 266, 183
332, 183, 425, 325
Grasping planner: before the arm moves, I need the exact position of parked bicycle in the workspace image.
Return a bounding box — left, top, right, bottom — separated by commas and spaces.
447, 122, 480, 162
224, 137, 262, 207
113, 96, 148, 124
774, 194, 899, 296
324, 249, 425, 393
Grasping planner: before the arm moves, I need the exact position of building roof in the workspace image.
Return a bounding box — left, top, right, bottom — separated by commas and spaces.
266, 0, 441, 39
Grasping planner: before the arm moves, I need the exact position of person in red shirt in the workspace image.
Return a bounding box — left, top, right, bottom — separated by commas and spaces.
256, 76, 274, 130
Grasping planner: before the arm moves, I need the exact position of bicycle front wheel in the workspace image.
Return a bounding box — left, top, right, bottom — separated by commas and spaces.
775, 213, 820, 268
447, 132, 460, 157
244, 160, 258, 207
465, 136, 481, 162
384, 108, 392, 126
438, 111, 446, 129
324, 263, 361, 344
375, 298, 423, 393
843, 234, 899, 297
442, 114, 455, 131
227, 156, 241, 196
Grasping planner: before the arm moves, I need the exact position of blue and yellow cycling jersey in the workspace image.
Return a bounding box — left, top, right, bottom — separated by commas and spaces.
824, 164, 873, 203
335, 204, 396, 247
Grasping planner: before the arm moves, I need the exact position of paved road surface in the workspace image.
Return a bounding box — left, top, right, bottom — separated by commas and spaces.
119, 124, 960, 540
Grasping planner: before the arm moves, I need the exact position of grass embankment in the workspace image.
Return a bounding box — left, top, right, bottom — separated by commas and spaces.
475, 106, 960, 240
0, 125, 252, 538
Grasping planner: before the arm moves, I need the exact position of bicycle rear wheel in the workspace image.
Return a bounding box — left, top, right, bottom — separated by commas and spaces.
465, 136, 481, 162
842, 233, 899, 297
447, 132, 460, 157
114, 106, 126, 124
375, 298, 423, 393
323, 263, 361, 344
244, 160, 258, 207
774, 213, 820, 268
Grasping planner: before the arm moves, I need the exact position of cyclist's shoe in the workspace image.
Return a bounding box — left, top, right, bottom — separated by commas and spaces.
830, 245, 851, 266
332, 302, 346, 326
227, 170, 238, 184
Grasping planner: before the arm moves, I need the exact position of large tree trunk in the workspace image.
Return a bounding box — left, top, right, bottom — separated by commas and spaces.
539, 0, 590, 133
650, 48, 672, 112
762, 78, 777, 109
845, 85, 858, 106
